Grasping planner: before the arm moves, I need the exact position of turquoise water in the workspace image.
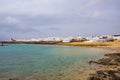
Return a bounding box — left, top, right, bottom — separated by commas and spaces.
0, 44, 107, 80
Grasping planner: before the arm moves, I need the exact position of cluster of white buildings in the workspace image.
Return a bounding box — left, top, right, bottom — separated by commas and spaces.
14, 37, 63, 42
10, 35, 120, 43
86, 35, 120, 42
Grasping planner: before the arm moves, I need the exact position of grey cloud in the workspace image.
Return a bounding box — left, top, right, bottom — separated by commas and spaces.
0, 0, 120, 40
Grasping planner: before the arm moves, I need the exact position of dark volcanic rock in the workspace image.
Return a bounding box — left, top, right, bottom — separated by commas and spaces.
105, 53, 120, 57
88, 53, 120, 80
91, 53, 120, 65
87, 76, 100, 80
87, 74, 101, 80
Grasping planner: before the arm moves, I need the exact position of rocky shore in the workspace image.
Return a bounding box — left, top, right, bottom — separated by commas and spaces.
87, 47, 120, 80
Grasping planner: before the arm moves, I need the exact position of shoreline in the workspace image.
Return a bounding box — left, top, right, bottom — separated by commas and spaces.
87, 46, 120, 80
56, 41, 120, 80
1, 41, 120, 47
0, 43, 108, 80
1, 41, 120, 80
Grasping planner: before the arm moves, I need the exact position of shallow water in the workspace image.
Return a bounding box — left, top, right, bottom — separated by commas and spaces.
0, 44, 108, 80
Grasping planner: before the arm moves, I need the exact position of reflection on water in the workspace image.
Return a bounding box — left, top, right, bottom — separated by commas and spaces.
0, 44, 107, 80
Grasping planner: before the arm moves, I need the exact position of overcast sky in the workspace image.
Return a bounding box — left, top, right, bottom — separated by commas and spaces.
0, 0, 120, 40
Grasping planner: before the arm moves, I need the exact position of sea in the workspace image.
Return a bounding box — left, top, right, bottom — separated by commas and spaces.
0, 44, 108, 80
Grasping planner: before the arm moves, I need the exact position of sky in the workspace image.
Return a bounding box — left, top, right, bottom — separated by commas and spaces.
0, 0, 120, 40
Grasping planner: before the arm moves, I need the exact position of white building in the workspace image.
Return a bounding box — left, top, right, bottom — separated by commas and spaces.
113, 35, 120, 40
41, 37, 62, 42
86, 36, 107, 42
62, 37, 73, 42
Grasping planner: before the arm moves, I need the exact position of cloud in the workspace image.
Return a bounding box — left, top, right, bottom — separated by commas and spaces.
0, 0, 120, 40
80, 0, 106, 10
0, 0, 66, 16
4, 16, 20, 24
90, 11, 101, 18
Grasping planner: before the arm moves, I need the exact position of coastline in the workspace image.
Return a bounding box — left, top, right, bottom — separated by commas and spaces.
1, 41, 120, 80
87, 46, 120, 80
56, 41, 120, 80
0, 43, 107, 80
